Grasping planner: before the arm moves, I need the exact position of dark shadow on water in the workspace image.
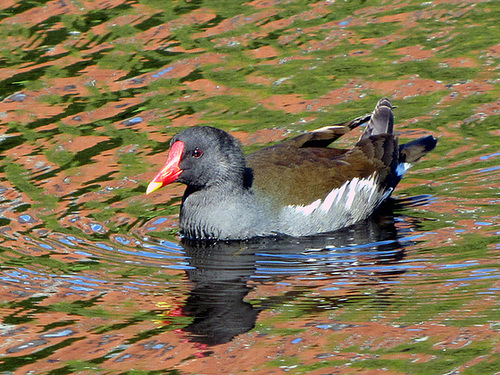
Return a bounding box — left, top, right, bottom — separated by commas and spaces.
178, 198, 423, 345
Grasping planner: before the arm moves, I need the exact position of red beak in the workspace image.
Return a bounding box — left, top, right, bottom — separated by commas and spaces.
146, 141, 184, 194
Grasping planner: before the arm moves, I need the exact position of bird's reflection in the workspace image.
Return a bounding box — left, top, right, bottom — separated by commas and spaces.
178, 199, 421, 345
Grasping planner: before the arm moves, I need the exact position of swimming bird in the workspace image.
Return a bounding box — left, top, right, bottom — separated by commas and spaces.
147, 98, 437, 240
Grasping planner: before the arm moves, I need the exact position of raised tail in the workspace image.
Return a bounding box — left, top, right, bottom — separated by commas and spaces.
357, 98, 437, 187
360, 98, 394, 140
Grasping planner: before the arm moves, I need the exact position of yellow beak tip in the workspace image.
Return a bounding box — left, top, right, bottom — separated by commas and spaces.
146, 181, 163, 195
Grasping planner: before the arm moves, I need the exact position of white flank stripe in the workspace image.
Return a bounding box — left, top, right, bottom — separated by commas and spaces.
292, 174, 379, 216
295, 199, 321, 215
320, 190, 336, 212
281, 173, 393, 236
345, 178, 359, 209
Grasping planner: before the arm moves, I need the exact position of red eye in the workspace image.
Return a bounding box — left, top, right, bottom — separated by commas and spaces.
192, 148, 203, 158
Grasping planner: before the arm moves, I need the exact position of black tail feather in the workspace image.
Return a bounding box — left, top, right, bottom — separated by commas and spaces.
399, 135, 438, 163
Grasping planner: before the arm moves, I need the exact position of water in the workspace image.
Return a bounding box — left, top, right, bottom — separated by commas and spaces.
1, 0, 499, 373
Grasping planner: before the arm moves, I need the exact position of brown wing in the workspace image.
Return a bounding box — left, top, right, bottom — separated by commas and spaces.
247, 128, 399, 208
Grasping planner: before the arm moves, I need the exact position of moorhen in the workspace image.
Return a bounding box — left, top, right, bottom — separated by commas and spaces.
147, 98, 437, 240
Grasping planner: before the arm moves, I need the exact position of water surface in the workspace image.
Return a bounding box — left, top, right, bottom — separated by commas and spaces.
1, 0, 499, 373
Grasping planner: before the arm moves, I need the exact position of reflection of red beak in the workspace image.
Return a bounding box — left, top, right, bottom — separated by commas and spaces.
146, 141, 184, 194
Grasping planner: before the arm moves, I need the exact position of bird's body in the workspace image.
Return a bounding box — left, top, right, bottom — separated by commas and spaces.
147, 98, 437, 240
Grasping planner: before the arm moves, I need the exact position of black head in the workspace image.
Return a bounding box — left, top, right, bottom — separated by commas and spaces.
147, 126, 247, 193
